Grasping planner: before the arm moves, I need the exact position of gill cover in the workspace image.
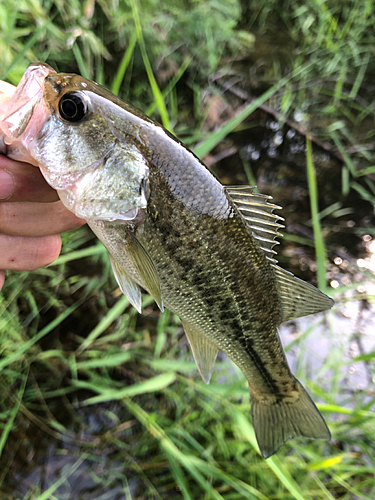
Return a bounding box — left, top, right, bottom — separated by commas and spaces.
31, 73, 151, 222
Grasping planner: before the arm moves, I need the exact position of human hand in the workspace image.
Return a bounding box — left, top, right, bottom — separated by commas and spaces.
0, 154, 85, 290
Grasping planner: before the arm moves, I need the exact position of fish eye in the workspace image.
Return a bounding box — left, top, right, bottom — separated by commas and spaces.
58, 92, 87, 122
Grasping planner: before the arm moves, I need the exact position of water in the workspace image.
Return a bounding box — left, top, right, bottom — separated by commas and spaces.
8, 409, 139, 499
281, 291, 375, 400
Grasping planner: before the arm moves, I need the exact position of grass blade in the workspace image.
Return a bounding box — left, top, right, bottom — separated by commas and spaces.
75, 350, 134, 369
51, 243, 106, 266
76, 294, 130, 354
129, 0, 170, 130
72, 43, 91, 79
110, 32, 138, 96
145, 55, 193, 117
330, 130, 358, 177
233, 411, 307, 500
77, 372, 176, 404
162, 444, 194, 500
35, 454, 88, 500
306, 136, 328, 292
0, 370, 27, 457
349, 52, 370, 99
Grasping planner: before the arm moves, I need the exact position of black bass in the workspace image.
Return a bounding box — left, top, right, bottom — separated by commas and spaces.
0, 64, 333, 458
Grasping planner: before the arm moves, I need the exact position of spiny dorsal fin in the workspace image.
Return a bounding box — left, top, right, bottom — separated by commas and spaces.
181, 320, 219, 384
109, 255, 142, 313
271, 264, 334, 322
225, 186, 284, 263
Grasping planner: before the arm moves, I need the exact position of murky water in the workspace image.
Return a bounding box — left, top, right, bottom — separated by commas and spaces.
8, 411, 139, 499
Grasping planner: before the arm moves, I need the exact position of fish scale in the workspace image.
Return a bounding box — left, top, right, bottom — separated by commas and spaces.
0, 63, 334, 458
140, 174, 290, 394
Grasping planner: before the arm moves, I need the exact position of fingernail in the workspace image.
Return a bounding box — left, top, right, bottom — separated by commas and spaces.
0, 169, 15, 200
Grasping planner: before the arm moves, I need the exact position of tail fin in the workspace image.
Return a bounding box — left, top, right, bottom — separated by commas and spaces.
250, 380, 330, 458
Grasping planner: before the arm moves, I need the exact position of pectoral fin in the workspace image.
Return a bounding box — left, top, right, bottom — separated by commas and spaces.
181, 320, 219, 384
109, 255, 142, 313
126, 231, 164, 312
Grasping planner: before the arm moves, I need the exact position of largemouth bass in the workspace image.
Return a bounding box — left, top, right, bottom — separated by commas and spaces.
0, 63, 333, 458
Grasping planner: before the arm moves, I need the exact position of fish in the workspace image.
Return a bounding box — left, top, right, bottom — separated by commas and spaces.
0, 63, 334, 458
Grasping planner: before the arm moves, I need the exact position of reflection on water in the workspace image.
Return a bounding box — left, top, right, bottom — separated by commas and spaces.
281, 286, 375, 399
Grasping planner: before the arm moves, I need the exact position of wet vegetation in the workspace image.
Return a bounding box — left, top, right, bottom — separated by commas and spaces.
1, 0, 375, 498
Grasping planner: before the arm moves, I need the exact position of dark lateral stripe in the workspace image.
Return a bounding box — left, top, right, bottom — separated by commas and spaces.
243, 338, 281, 393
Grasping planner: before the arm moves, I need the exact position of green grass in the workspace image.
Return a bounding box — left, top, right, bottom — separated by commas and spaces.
305, 136, 328, 293
1, 0, 375, 498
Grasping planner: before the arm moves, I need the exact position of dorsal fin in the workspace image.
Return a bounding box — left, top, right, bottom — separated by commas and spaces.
271, 264, 334, 322
225, 186, 284, 263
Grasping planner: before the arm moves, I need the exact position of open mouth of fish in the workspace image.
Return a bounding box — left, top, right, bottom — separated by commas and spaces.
1, 64, 53, 163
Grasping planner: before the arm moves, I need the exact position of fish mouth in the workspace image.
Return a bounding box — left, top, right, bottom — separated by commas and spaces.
1, 63, 55, 145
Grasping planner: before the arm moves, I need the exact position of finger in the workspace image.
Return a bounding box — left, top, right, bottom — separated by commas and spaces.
0, 155, 59, 203
0, 80, 15, 97
0, 200, 85, 237
0, 233, 62, 271
0, 81, 15, 117
0, 270, 4, 291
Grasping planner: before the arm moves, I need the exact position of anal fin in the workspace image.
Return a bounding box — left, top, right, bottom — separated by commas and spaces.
109, 255, 142, 313
181, 320, 219, 384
